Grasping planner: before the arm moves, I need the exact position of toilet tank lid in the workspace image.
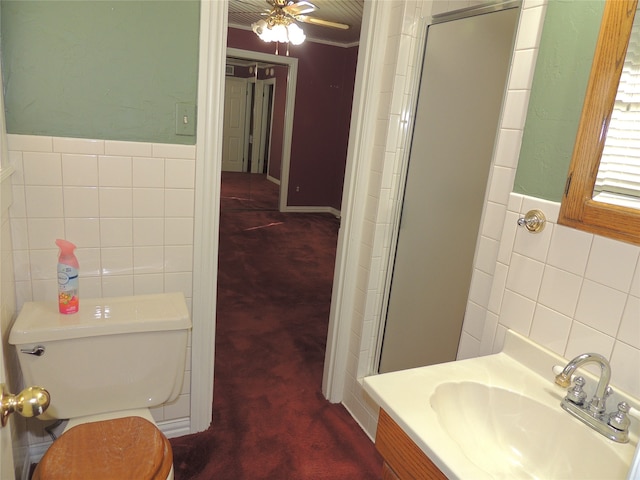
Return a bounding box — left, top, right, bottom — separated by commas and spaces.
9, 293, 192, 344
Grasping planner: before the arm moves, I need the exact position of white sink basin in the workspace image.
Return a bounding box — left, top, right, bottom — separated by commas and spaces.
363, 330, 639, 479
430, 381, 629, 479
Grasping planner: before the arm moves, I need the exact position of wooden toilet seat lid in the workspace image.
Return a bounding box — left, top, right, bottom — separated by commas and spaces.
32, 416, 173, 480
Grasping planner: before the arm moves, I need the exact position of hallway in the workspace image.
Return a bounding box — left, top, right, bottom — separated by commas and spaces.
169, 173, 382, 479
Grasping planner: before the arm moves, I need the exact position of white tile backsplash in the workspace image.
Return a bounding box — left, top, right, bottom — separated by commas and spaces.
631, 259, 640, 296
546, 224, 592, 276
100, 246, 133, 276
23, 152, 62, 185
538, 265, 582, 317
500, 289, 535, 335
61, 154, 98, 186
25, 186, 64, 217
105, 140, 153, 157
8, 134, 53, 153
508, 48, 538, 90
619, 295, 640, 349
133, 188, 165, 217
99, 187, 133, 217
133, 218, 165, 246
64, 186, 99, 217
494, 129, 523, 169
165, 217, 194, 245
514, 3, 546, 50
99, 155, 133, 187
134, 273, 165, 295
575, 280, 627, 337
506, 253, 544, 300
529, 304, 572, 355
133, 157, 164, 188
133, 246, 165, 274
484, 193, 640, 397
586, 236, 639, 293
7, 135, 196, 436
151, 143, 196, 159
53, 137, 104, 155
27, 218, 65, 249
165, 158, 196, 189
100, 218, 133, 247
101, 274, 134, 297
500, 90, 531, 130
566, 322, 616, 361
165, 189, 194, 217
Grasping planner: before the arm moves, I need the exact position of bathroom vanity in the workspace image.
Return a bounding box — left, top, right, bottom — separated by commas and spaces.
375, 408, 446, 479
364, 330, 639, 479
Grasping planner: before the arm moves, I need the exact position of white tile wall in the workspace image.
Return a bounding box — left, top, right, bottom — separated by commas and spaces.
7, 134, 195, 446
8, 134, 195, 312
480, 194, 640, 398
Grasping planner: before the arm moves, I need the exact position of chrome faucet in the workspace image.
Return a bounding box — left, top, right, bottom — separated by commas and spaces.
555, 352, 611, 415
554, 352, 631, 443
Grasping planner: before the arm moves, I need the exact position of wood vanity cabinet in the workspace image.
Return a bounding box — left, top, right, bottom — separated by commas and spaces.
375, 409, 448, 480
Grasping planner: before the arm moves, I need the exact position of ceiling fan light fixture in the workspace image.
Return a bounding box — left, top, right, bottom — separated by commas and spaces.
286, 22, 306, 45
251, 19, 268, 36
251, 15, 305, 45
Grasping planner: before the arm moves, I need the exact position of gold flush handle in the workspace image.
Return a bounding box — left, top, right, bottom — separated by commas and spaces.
517, 209, 546, 233
0, 383, 50, 427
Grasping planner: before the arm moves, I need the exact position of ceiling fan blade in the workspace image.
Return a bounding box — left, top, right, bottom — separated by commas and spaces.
295, 15, 350, 30
283, 1, 317, 16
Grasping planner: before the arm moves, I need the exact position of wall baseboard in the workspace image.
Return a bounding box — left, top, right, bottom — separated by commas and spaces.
284, 205, 341, 218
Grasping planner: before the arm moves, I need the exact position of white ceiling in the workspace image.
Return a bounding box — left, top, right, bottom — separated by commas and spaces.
227, 0, 364, 46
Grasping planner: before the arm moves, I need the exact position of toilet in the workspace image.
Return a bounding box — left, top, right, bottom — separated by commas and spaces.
8, 292, 192, 480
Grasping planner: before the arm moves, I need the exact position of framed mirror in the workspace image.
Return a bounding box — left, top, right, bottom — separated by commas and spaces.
558, 0, 640, 245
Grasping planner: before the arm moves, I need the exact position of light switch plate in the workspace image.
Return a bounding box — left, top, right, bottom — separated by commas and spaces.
175, 103, 196, 136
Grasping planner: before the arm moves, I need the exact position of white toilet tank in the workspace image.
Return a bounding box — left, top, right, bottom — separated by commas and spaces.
9, 293, 191, 421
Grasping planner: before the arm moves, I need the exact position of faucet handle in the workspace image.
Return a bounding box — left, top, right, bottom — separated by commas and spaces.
608, 402, 631, 432
589, 385, 613, 416
566, 376, 587, 406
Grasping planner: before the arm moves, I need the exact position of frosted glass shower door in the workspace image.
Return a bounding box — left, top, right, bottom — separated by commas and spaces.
379, 6, 519, 373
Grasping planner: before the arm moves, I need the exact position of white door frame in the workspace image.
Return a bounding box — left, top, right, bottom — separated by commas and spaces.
250, 77, 264, 174
190, 0, 226, 433
192, 1, 376, 432
253, 78, 276, 176
243, 78, 253, 172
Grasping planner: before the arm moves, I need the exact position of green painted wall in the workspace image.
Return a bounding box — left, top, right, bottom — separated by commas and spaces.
514, 0, 604, 201
1, 0, 199, 145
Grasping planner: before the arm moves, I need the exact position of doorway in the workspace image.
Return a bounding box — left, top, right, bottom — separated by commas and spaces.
192, 1, 362, 431
222, 63, 276, 176
225, 48, 298, 213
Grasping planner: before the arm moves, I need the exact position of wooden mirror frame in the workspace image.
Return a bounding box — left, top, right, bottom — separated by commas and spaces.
558, 0, 640, 245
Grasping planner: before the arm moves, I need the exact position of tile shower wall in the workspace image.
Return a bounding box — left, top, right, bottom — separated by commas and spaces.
341, 0, 550, 439
7, 134, 193, 443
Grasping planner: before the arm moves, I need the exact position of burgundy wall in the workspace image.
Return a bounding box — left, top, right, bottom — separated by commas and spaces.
227, 27, 358, 210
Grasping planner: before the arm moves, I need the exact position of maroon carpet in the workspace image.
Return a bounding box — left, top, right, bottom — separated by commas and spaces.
169, 174, 382, 479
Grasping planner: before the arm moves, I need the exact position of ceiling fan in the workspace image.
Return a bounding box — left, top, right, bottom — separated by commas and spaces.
269, 0, 350, 30
251, 0, 350, 45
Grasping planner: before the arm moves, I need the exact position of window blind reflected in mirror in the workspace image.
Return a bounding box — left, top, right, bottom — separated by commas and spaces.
595, 9, 640, 208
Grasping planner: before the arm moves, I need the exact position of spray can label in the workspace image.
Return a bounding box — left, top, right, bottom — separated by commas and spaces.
58, 264, 79, 314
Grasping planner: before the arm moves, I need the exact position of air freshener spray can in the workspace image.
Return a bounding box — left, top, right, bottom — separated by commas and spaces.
56, 239, 79, 314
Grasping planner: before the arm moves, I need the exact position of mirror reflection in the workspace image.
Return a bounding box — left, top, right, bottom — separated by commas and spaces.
594, 5, 640, 209
222, 56, 287, 211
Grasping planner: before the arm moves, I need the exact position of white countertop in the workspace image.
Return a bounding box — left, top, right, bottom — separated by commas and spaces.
363, 330, 639, 479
